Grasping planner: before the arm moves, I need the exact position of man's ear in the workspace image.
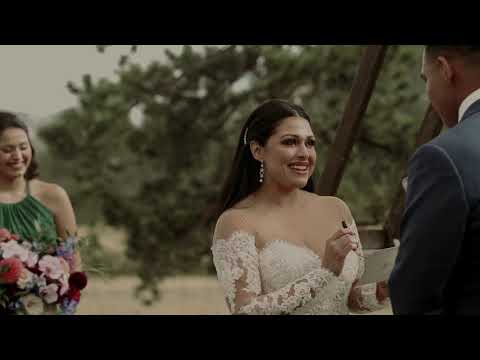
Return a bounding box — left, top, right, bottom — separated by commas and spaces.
437, 56, 455, 84
250, 141, 264, 162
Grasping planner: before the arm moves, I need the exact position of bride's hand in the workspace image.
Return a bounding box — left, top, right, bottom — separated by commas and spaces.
322, 228, 357, 276
376, 281, 389, 302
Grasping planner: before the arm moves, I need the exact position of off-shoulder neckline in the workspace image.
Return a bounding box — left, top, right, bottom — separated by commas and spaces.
212, 230, 322, 261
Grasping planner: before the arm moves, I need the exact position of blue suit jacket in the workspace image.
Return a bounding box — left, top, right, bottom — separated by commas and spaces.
389, 99, 480, 315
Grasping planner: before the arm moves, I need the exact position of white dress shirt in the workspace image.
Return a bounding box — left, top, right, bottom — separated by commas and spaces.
458, 87, 480, 123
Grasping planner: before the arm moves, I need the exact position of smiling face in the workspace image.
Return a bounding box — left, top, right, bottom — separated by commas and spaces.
252, 116, 316, 190
0, 127, 33, 180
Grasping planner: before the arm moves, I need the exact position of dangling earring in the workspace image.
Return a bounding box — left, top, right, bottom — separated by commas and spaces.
259, 161, 264, 183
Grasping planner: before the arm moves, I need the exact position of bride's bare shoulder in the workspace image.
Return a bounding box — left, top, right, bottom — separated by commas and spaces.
303, 192, 352, 214
214, 202, 256, 241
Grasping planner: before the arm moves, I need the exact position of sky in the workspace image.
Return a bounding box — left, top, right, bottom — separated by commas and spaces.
0, 45, 190, 125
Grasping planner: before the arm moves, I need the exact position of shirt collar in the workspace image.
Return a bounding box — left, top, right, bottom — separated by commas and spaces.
459, 87, 480, 123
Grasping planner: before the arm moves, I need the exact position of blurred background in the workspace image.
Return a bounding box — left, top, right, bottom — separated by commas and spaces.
0, 45, 427, 314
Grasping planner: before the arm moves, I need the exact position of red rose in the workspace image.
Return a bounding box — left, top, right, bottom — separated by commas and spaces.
68, 289, 81, 302
0, 258, 24, 284
69, 271, 88, 290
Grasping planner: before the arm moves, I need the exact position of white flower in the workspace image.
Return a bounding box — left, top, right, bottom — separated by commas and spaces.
17, 268, 35, 290
20, 241, 32, 251
38, 255, 65, 280
33, 275, 47, 288
39, 283, 59, 304
25, 251, 38, 268
0, 240, 29, 262
19, 294, 44, 315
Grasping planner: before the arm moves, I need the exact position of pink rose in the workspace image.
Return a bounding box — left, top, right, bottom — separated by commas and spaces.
38, 255, 65, 280
0, 240, 29, 262
25, 251, 38, 268
0, 228, 12, 242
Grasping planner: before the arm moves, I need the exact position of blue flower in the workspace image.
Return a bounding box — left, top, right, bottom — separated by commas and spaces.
59, 298, 78, 315
7, 300, 22, 313
56, 237, 77, 259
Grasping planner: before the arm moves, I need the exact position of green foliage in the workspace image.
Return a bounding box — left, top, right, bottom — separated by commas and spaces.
38, 45, 427, 302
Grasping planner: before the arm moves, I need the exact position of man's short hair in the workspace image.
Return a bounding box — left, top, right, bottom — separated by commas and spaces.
425, 46, 480, 65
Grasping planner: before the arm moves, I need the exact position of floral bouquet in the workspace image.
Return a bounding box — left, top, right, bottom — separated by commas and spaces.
0, 225, 88, 315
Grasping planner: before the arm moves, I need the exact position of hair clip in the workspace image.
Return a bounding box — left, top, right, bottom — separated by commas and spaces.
243, 127, 249, 145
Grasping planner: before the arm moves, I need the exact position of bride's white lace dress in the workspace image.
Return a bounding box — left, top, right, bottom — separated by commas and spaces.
211, 225, 388, 315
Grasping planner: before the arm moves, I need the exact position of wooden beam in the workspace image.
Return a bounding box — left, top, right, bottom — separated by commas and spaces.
317, 45, 389, 196
382, 104, 443, 247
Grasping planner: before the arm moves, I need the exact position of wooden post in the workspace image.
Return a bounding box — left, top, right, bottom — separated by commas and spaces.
317, 45, 388, 196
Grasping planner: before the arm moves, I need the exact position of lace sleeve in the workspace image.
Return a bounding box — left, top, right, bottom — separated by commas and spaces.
211, 231, 348, 315
347, 219, 390, 313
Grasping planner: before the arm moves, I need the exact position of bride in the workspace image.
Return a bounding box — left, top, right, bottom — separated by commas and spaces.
211, 99, 389, 315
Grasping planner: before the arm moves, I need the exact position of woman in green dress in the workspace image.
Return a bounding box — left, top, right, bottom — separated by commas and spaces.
0, 111, 82, 313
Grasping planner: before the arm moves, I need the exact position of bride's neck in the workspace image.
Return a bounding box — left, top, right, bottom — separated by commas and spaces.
0, 176, 27, 194
254, 183, 302, 208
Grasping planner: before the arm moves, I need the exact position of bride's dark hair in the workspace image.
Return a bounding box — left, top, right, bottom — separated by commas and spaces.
0, 111, 40, 180
215, 99, 315, 219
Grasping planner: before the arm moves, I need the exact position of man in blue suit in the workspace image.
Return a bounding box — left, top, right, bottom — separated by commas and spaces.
389, 46, 480, 314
